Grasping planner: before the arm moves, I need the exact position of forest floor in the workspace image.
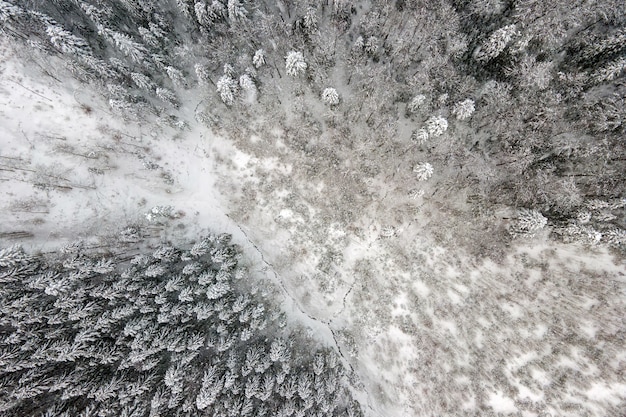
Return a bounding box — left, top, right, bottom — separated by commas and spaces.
1, 42, 625, 417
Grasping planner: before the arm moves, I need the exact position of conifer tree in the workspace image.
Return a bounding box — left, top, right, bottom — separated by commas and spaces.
285, 51, 307, 77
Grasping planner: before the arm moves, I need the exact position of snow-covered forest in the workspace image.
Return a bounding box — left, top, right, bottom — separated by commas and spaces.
0, 0, 625, 416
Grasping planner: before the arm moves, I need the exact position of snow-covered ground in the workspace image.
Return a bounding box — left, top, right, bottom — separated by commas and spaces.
1, 40, 625, 417
0, 42, 228, 249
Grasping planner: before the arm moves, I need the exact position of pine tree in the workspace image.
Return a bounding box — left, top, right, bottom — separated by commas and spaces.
227, 0, 247, 22
45, 24, 92, 56
407, 94, 426, 114
0, 1, 24, 24
425, 115, 448, 137
303, 7, 318, 33
411, 128, 429, 144
165, 66, 186, 87
364, 36, 379, 56
285, 51, 307, 77
509, 208, 548, 237
452, 99, 475, 120
593, 57, 626, 82
156, 87, 179, 108
321, 87, 339, 106
131, 72, 155, 91
208, 0, 227, 21
0, 245, 28, 267
473, 25, 518, 62
413, 162, 434, 181
253, 49, 266, 68
109, 31, 148, 63
109, 98, 139, 120
217, 73, 238, 105
194, 1, 210, 26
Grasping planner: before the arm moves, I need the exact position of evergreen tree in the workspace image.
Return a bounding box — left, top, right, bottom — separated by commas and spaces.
285, 51, 307, 77
321, 88, 340, 106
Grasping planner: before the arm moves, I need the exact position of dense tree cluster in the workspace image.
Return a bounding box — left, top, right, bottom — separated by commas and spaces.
0, 236, 362, 417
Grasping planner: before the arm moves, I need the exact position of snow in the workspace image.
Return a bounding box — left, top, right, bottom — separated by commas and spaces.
578, 321, 599, 338
0, 44, 349, 368
586, 382, 626, 406
531, 368, 551, 386
508, 351, 539, 370
2, 37, 626, 417
500, 302, 524, 319
516, 384, 544, 402
488, 391, 518, 414
411, 279, 431, 297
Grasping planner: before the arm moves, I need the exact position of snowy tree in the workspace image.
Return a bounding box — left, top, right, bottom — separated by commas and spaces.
285, 51, 307, 77
206, 281, 231, 299
509, 208, 547, 237
227, 0, 247, 22
156, 87, 179, 107
407, 94, 426, 114
303, 7, 318, 33
217, 74, 238, 105
144, 204, 177, 222
253, 49, 266, 68
144, 264, 167, 277
452, 99, 475, 120
269, 338, 289, 362
46, 25, 91, 56
514, 56, 553, 90
352, 35, 364, 51
312, 353, 325, 375
410, 128, 429, 145
109, 98, 138, 119
109, 31, 148, 63
321, 87, 339, 106
239, 74, 257, 101
474, 24, 518, 62
364, 36, 379, 56
244, 374, 261, 398
74, 55, 117, 80
576, 210, 592, 224
0, 245, 27, 267
207, 0, 226, 21
605, 228, 626, 247
194, 1, 210, 26
224, 62, 236, 76
196, 370, 222, 410
195, 63, 213, 86
190, 240, 213, 258
131, 72, 155, 91
297, 373, 312, 400
409, 189, 425, 199
593, 57, 626, 83
413, 162, 434, 181
239, 74, 256, 91
165, 66, 186, 87
469, 0, 506, 15
138, 26, 159, 47
380, 226, 396, 238
0, 1, 23, 23
425, 115, 448, 137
